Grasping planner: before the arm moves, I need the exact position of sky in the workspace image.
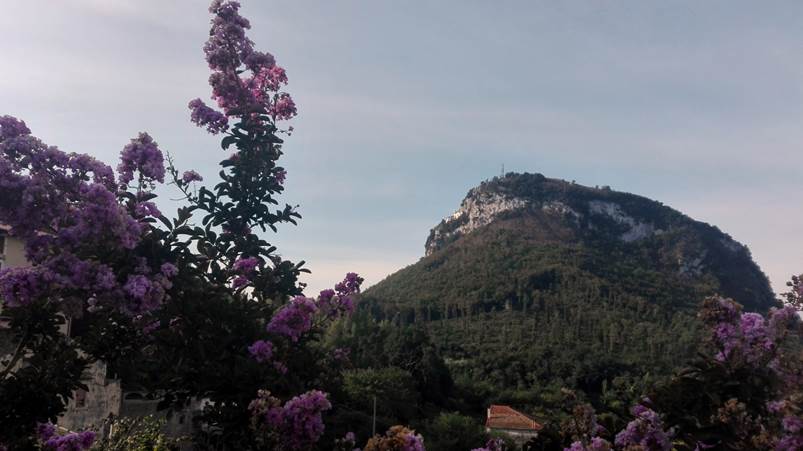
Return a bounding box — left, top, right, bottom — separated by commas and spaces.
1, 0, 802, 296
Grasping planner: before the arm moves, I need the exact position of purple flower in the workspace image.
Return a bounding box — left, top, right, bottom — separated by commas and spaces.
117, 132, 165, 185
232, 275, 250, 289
205, 0, 253, 72
590, 437, 611, 451
0, 266, 44, 307
783, 415, 802, 433
403, 432, 426, 451
233, 256, 259, 274
0, 115, 31, 139
769, 305, 800, 339
275, 168, 286, 185
318, 288, 335, 305
273, 361, 288, 374
267, 296, 318, 342
248, 65, 288, 95
134, 201, 161, 218
124, 275, 151, 300
42, 430, 96, 451
188, 98, 228, 134
160, 263, 179, 278
271, 93, 297, 120
768, 400, 787, 413
269, 390, 332, 450
739, 312, 772, 362
37, 422, 56, 442
181, 169, 204, 183
243, 51, 276, 72
335, 272, 363, 296
123, 273, 167, 313
614, 405, 671, 451
248, 339, 274, 362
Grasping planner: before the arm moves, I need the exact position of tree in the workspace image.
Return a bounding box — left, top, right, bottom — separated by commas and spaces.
0, 1, 362, 449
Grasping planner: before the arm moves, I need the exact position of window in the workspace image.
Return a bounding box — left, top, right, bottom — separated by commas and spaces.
75, 389, 87, 408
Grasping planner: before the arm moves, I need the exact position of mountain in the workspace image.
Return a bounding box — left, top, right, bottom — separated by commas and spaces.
360, 172, 776, 402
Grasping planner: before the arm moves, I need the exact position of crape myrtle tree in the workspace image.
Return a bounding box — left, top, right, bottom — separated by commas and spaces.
0, 1, 411, 449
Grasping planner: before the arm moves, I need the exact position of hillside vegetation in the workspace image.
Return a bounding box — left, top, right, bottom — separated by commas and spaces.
360, 173, 776, 408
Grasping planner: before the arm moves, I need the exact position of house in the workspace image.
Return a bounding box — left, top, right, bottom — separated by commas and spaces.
485, 404, 542, 444
0, 225, 28, 331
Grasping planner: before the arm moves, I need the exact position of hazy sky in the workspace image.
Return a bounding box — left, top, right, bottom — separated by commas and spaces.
2, 1, 802, 296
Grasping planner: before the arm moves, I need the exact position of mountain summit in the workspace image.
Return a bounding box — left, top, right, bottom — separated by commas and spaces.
421, 172, 772, 310
362, 172, 775, 396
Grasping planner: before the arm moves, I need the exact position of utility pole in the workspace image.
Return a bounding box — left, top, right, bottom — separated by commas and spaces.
372, 395, 377, 436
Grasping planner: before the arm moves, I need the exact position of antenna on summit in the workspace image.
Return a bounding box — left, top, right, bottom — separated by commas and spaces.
501, 164, 505, 177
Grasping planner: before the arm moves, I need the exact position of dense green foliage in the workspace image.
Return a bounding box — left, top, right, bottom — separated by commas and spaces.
362, 173, 777, 425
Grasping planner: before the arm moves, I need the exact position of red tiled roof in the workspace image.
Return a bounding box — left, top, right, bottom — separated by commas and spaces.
485, 404, 542, 431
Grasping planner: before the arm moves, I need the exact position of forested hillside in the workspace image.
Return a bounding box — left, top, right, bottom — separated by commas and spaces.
360, 173, 776, 408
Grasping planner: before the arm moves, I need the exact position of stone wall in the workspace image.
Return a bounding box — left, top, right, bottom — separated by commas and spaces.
59, 361, 122, 432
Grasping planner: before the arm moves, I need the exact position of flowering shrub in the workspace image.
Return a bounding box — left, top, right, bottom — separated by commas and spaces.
612, 405, 671, 451
248, 389, 332, 450
37, 422, 95, 451
0, 1, 359, 449
649, 296, 803, 450
564, 437, 611, 451
471, 438, 506, 451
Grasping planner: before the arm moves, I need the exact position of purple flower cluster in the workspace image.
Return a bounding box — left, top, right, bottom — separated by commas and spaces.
267, 296, 318, 342
122, 269, 175, 314
134, 201, 161, 218
777, 415, 803, 450
192, 0, 297, 128
249, 389, 332, 450
181, 169, 204, 183
233, 256, 259, 274
249, 65, 287, 93
205, 0, 253, 72
403, 431, 426, 451
117, 132, 165, 185
248, 339, 274, 362
0, 120, 165, 313
336, 272, 363, 296
230, 256, 259, 288
334, 431, 358, 451
739, 312, 773, 363
614, 405, 672, 451
0, 115, 31, 139
0, 266, 42, 307
472, 438, 506, 451
275, 168, 286, 185
321, 272, 364, 317
703, 297, 801, 368
189, 98, 229, 134
160, 263, 179, 278
38, 423, 95, 451
563, 437, 611, 451
263, 273, 362, 345
270, 93, 297, 121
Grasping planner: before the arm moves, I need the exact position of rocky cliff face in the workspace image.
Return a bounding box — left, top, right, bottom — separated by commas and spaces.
424, 173, 755, 290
